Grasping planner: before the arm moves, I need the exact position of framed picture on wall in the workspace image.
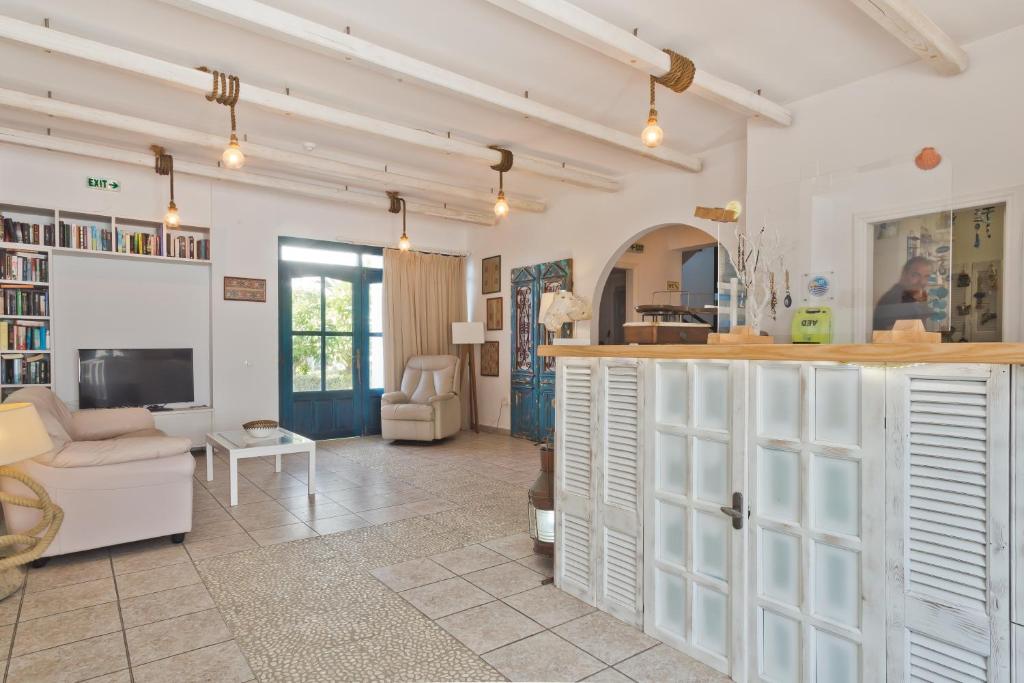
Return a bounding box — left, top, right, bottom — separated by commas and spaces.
486, 297, 503, 330
482, 255, 501, 294
224, 276, 266, 302
480, 341, 499, 376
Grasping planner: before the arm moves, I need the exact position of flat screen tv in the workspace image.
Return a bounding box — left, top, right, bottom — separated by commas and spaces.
79, 348, 194, 409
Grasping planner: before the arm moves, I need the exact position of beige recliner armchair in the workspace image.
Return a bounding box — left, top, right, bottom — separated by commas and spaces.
381, 355, 461, 441
0, 387, 194, 559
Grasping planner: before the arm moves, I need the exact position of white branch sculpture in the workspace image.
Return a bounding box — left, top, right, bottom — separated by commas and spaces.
724, 226, 785, 333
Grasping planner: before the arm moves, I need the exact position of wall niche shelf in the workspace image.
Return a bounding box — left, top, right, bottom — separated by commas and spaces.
1, 201, 212, 399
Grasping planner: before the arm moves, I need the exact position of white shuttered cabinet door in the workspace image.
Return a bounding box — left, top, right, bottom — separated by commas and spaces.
885, 364, 1010, 682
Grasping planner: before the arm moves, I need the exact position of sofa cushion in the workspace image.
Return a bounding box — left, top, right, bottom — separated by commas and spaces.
38, 436, 192, 468
71, 407, 156, 441
380, 402, 434, 422
114, 428, 167, 439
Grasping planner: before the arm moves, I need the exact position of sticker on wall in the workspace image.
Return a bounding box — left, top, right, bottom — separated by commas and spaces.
802, 272, 834, 302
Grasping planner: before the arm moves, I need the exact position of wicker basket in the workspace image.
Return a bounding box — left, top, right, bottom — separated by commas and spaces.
243, 419, 279, 438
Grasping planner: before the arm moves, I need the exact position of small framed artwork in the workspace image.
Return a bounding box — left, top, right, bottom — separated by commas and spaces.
486, 297, 503, 331
481, 255, 501, 294
480, 341, 499, 377
224, 276, 266, 302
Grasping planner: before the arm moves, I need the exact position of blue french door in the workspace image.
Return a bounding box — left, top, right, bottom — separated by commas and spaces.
278, 239, 384, 439
510, 259, 572, 442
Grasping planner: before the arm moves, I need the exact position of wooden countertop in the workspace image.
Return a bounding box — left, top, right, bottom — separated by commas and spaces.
538, 342, 1024, 364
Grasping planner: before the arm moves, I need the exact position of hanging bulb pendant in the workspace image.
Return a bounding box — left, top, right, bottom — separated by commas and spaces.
398, 231, 411, 251
164, 200, 180, 227
641, 108, 663, 148
222, 132, 245, 169
494, 189, 510, 218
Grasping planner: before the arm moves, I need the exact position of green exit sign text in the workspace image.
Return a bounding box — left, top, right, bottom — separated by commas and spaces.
87, 177, 121, 192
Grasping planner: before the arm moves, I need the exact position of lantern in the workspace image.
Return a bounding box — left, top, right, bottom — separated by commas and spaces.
528, 444, 555, 556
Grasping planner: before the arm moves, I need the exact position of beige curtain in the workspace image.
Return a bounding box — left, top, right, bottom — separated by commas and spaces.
383, 248, 467, 392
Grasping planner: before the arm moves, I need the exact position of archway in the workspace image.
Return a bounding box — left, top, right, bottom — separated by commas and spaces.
592, 222, 721, 344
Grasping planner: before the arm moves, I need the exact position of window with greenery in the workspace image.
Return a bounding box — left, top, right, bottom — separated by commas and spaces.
291, 275, 355, 392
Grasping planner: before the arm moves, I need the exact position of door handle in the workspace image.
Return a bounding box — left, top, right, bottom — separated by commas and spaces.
720, 492, 744, 530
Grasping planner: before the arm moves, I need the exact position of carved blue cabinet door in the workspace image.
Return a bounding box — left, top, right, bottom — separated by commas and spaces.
510, 259, 572, 441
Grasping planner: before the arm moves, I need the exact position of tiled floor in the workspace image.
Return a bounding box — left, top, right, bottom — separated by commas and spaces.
0, 432, 726, 682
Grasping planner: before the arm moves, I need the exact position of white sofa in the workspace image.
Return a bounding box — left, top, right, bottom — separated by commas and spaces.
0, 388, 194, 559
381, 355, 461, 441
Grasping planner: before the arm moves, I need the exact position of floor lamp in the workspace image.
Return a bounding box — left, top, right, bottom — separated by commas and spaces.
0, 403, 64, 599
452, 322, 484, 433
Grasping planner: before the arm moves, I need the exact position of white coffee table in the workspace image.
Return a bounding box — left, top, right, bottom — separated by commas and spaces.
205, 428, 316, 506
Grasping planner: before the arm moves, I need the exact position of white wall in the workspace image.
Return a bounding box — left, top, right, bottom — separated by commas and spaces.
746, 25, 1024, 343
0, 143, 472, 430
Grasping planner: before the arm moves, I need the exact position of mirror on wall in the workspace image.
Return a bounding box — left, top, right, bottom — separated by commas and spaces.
870, 203, 1005, 342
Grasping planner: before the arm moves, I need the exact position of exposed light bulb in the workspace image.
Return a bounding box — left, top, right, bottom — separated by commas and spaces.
725, 200, 743, 218
222, 133, 245, 170
494, 190, 510, 218
398, 233, 411, 251
164, 200, 180, 227
641, 111, 663, 148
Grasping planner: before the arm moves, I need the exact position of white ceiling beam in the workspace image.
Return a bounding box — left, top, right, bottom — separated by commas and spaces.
847, 0, 967, 75
0, 87, 545, 212
157, 0, 702, 172
481, 0, 792, 126
0, 126, 494, 225
0, 15, 619, 191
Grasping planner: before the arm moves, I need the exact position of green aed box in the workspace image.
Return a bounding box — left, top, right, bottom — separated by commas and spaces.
791, 307, 833, 344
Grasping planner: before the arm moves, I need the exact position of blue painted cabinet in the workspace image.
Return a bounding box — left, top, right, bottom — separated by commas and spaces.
510, 259, 572, 441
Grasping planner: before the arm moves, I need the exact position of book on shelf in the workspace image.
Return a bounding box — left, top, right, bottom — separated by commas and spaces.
59, 220, 112, 252
1, 288, 48, 316
1, 352, 49, 385
2, 215, 56, 246
1, 249, 48, 283
117, 230, 163, 256
165, 231, 210, 261
0, 319, 48, 351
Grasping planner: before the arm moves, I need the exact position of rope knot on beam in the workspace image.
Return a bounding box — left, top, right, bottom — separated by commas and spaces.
488, 146, 514, 172
653, 49, 696, 93
197, 66, 241, 132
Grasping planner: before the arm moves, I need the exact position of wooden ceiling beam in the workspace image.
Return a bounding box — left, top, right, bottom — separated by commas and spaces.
481, 0, 792, 126
0, 14, 618, 191
0, 126, 495, 225
847, 0, 968, 75
0, 86, 546, 212
158, 0, 702, 172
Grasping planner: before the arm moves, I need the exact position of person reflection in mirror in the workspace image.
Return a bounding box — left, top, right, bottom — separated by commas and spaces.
873, 256, 935, 332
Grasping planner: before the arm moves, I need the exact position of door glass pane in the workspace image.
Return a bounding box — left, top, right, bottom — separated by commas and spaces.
761, 529, 800, 606
282, 244, 357, 266
693, 438, 728, 505
369, 282, 383, 334
292, 335, 321, 392
759, 447, 800, 523
325, 336, 353, 391
815, 630, 859, 683
762, 609, 800, 682
693, 510, 728, 580
656, 500, 686, 567
369, 336, 384, 389
291, 277, 321, 332
655, 431, 686, 495
811, 455, 860, 537
693, 585, 727, 656
813, 542, 860, 627
654, 568, 686, 638
362, 253, 383, 269
325, 278, 353, 332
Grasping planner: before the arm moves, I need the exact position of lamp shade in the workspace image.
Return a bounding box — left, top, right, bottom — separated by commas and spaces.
452, 321, 485, 345
0, 403, 53, 466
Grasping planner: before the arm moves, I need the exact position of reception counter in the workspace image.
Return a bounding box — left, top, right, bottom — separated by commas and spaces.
538, 342, 1020, 682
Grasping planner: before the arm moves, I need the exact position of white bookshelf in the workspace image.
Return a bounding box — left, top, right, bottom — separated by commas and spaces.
1, 202, 212, 399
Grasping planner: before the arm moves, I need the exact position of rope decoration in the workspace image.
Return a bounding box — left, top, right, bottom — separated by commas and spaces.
152, 145, 174, 201
488, 146, 514, 173
649, 49, 696, 111
197, 66, 241, 133
0, 466, 65, 571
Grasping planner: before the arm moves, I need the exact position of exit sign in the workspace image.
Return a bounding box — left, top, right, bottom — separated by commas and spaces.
87, 176, 121, 192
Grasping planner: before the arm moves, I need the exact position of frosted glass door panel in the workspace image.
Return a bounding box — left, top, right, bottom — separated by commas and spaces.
645, 360, 741, 676
748, 362, 884, 683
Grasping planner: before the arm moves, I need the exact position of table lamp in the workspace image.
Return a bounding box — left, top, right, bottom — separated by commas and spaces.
0, 403, 64, 599
452, 321, 485, 432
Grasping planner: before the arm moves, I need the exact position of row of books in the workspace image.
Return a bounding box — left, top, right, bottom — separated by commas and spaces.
118, 231, 162, 256
2, 217, 54, 246
61, 221, 112, 252
1, 250, 48, 283
1, 354, 49, 385
1, 288, 48, 316
0, 320, 48, 351
167, 233, 211, 261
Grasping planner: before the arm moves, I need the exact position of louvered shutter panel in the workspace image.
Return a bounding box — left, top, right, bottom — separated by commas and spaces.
886, 365, 1010, 682
555, 358, 597, 603
596, 360, 644, 625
